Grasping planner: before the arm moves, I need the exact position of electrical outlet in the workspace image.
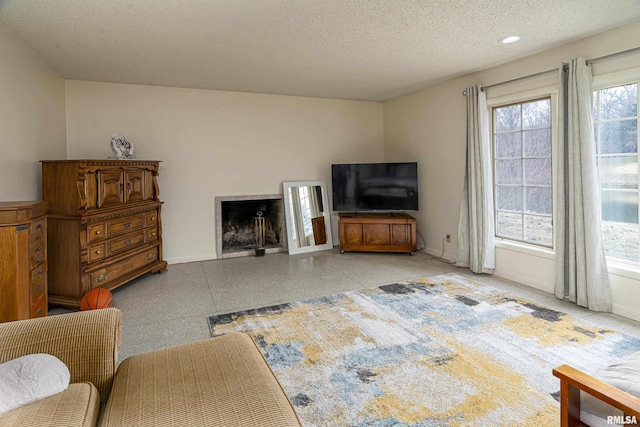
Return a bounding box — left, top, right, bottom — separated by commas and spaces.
446, 234, 451, 243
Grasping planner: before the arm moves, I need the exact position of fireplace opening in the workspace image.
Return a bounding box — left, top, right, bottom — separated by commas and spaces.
215, 195, 286, 258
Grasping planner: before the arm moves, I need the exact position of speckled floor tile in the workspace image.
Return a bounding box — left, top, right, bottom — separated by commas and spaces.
66, 246, 639, 359
111, 264, 217, 325
118, 314, 212, 361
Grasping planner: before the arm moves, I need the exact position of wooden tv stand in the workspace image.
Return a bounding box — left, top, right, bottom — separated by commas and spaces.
338, 212, 417, 255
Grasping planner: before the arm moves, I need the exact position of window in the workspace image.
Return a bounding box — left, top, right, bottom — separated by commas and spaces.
298, 185, 313, 237
493, 98, 553, 246
594, 82, 639, 263
288, 186, 313, 241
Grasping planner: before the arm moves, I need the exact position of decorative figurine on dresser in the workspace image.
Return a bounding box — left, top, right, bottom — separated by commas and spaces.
41, 160, 167, 309
0, 201, 48, 322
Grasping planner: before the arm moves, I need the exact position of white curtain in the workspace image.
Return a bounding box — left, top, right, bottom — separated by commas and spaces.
289, 187, 306, 246
309, 186, 320, 218
554, 58, 612, 312
457, 86, 495, 274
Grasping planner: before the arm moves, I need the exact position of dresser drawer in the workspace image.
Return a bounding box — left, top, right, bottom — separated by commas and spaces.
107, 230, 145, 254
30, 218, 46, 235
30, 219, 46, 247
88, 223, 106, 242
30, 230, 46, 247
30, 294, 47, 318
146, 211, 158, 226
29, 239, 46, 270
146, 226, 158, 242
108, 214, 144, 236
88, 245, 159, 288
30, 262, 47, 298
88, 243, 106, 262
30, 258, 47, 319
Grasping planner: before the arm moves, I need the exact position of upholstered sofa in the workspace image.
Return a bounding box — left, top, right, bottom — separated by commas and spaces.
0, 308, 301, 426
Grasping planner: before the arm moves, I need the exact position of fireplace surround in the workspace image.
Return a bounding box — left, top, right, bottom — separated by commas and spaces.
215, 195, 286, 258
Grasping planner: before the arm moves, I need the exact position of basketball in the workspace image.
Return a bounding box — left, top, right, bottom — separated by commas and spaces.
80, 288, 113, 311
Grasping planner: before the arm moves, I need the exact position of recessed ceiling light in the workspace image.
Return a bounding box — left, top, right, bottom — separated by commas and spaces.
500, 35, 521, 44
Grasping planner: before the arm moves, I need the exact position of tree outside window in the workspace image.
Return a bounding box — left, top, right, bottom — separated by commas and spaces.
594, 82, 639, 262
493, 98, 553, 246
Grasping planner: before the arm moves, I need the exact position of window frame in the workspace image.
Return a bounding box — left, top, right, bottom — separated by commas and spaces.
487, 87, 559, 250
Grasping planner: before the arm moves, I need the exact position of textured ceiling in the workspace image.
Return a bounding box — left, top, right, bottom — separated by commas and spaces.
1, 1, 640, 101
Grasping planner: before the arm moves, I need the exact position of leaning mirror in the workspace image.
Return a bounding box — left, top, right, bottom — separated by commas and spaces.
283, 181, 333, 255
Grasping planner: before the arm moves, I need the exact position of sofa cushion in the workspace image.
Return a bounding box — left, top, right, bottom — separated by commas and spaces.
0, 382, 100, 427
0, 353, 70, 414
101, 333, 301, 427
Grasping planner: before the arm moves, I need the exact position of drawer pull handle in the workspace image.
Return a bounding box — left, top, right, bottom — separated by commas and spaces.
96, 250, 102, 255
35, 258, 42, 264
36, 285, 42, 291
96, 274, 108, 282
96, 230, 102, 235
124, 239, 133, 246
152, 232, 156, 236
36, 224, 43, 230
124, 222, 132, 229
37, 269, 44, 276
151, 217, 156, 221
146, 253, 155, 260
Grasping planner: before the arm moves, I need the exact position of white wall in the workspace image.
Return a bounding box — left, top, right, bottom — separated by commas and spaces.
65, 81, 384, 263
6, 14, 639, 319
383, 22, 640, 321
0, 25, 66, 200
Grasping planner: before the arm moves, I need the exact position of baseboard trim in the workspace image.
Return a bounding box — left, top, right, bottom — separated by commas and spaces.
493, 268, 554, 294
165, 254, 217, 265
612, 303, 640, 323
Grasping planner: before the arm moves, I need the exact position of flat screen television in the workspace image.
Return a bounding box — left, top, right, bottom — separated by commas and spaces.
331, 162, 418, 212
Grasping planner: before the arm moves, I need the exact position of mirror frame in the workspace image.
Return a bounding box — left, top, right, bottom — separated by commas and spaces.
283, 180, 333, 255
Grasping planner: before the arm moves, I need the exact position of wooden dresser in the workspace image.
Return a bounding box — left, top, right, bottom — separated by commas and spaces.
0, 201, 48, 322
42, 160, 167, 309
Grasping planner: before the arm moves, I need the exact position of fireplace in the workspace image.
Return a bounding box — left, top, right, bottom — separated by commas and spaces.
215, 195, 286, 258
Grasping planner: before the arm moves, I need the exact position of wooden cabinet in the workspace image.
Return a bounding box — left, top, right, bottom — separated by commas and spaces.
42, 160, 167, 309
311, 216, 327, 245
96, 168, 148, 207
338, 212, 416, 254
0, 201, 48, 322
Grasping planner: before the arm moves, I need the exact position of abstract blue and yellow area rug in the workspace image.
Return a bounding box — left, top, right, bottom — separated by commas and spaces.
208, 273, 640, 426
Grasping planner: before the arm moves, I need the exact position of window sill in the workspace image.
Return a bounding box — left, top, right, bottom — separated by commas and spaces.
606, 260, 640, 281
494, 241, 640, 281
494, 239, 555, 260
